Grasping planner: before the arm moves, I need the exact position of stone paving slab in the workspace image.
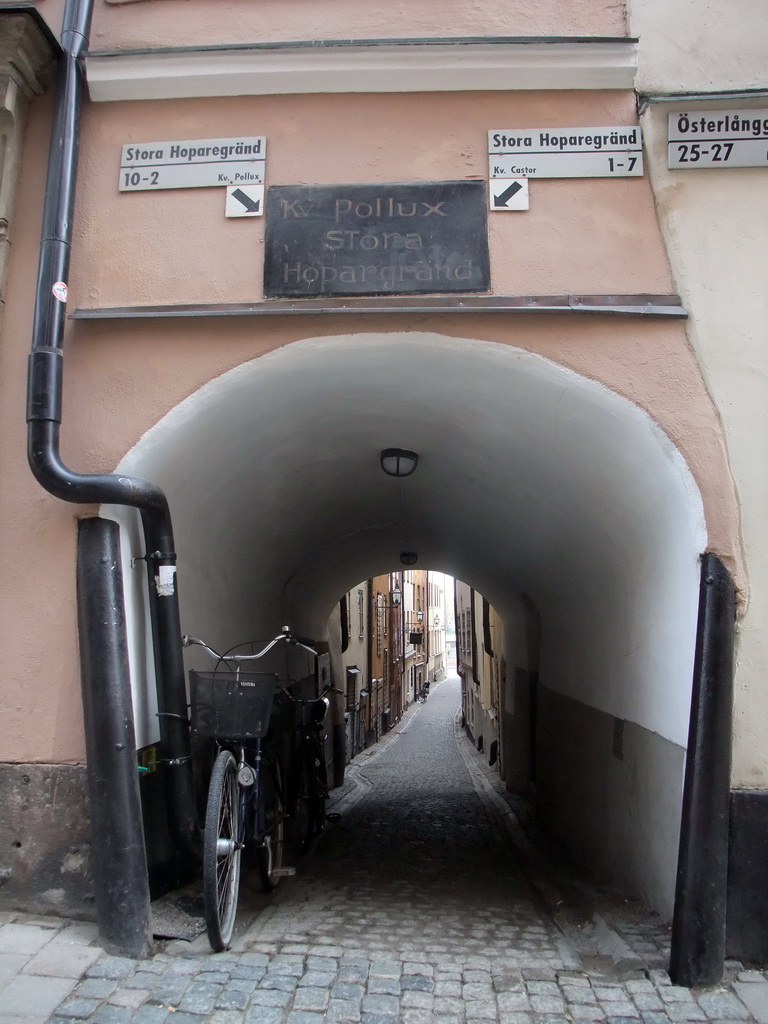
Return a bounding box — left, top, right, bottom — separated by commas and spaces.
0, 922, 61, 956
0, 953, 29, 986
2, 973, 76, 1016
22, 939, 102, 979
0, 1014, 52, 1024
732, 984, 768, 1024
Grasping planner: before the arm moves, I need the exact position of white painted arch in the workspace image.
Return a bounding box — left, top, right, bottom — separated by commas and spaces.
106, 330, 706, 756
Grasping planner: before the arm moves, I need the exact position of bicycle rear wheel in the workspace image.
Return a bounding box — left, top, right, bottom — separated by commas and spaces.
203, 750, 242, 951
297, 740, 328, 852
312, 740, 328, 833
257, 760, 285, 892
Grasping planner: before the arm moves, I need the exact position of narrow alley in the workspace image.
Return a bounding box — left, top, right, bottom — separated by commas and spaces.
4, 676, 768, 1024
235, 673, 570, 963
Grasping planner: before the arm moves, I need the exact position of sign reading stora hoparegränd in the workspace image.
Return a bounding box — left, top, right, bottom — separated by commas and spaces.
488, 126, 643, 178
263, 181, 490, 298
119, 136, 266, 191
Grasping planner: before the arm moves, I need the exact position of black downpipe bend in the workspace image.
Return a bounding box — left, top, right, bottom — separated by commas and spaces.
26, 0, 199, 857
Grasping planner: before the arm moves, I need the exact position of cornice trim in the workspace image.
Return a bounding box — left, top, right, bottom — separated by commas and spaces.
70, 295, 685, 320
0, 9, 58, 98
85, 38, 638, 101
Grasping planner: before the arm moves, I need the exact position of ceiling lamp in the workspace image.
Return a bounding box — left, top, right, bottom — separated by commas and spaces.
380, 448, 419, 478
400, 552, 418, 566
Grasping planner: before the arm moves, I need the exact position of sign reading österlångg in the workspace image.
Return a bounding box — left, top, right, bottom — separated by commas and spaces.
263, 181, 490, 298
668, 109, 768, 168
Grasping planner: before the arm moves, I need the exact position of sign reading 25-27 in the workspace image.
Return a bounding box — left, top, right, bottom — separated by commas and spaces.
668, 110, 768, 169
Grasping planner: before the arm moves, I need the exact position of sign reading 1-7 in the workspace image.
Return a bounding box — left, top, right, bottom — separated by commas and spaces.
119, 136, 266, 191
668, 109, 768, 169
489, 126, 643, 178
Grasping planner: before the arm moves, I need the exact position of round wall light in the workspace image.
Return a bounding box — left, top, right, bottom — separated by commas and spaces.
400, 552, 418, 566
380, 448, 419, 478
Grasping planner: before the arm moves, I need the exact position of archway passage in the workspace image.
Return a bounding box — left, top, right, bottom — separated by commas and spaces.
107, 331, 706, 921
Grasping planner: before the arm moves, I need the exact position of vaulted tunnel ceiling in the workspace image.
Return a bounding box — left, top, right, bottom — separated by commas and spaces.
111, 330, 706, 745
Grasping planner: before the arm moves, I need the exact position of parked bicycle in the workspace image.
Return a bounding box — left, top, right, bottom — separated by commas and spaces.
183, 628, 330, 951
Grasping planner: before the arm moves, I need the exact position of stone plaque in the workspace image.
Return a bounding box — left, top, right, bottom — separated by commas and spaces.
263, 181, 490, 298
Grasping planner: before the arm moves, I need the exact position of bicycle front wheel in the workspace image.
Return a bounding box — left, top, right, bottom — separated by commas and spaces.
257, 759, 285, 892
203, 750, 242, 951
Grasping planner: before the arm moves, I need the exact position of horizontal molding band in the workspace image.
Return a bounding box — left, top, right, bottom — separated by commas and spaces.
639, 88, 768, 105
71, 294, 686, 320
85, 37, 639, 101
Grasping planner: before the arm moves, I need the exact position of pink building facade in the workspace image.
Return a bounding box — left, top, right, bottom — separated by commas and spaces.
0, 0, 765, 975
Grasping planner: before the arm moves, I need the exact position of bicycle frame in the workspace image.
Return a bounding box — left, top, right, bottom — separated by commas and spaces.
185, 627, 324, 949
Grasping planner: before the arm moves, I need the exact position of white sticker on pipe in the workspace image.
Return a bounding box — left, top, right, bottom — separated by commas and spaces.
155, 564, 176, 596
52, 281, 68, 302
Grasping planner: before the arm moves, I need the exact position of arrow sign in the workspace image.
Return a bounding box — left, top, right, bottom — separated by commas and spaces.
225, 184, 264, 218
490, 178, 529, 211
232, 188, 260, 212
495, 181, 522, 205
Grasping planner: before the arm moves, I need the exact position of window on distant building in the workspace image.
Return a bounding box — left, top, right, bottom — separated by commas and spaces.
346, 667, 358, 711
340, 594, 349, 653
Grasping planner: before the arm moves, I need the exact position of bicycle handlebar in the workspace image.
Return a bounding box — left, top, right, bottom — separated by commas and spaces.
182, 626, 318, 662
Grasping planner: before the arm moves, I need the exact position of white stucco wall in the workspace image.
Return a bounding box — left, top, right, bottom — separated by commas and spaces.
631, 0, 767, 94
629, 0, 768, 786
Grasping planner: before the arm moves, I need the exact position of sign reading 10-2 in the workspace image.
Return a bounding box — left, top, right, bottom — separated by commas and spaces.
119, 136, 266, 191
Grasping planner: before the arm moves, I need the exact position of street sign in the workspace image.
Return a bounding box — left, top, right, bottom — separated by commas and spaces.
119, 136, 266, 191
489, 126, 643, 178
668, 109, 768, 169
263, 181, 490, 298
226, 185, 264, 217
489, 178, 529, 210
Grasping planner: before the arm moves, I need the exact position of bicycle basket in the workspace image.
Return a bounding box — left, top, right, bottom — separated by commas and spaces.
189, 670, 278, 740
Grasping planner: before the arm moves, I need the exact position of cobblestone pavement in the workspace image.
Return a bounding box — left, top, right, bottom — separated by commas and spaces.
2, 674, 768, 1024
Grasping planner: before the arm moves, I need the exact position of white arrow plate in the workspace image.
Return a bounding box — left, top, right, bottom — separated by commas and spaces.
225, 184, 264, 217
489, 178, 529, 211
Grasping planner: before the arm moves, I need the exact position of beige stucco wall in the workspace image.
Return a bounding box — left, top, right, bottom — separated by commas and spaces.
77, 91, 662, 307
0, 90, 86, 765
642, 111, 768, 788
0, 85, 742, 765
92, 0, 627, 50
629, 0, 768, 786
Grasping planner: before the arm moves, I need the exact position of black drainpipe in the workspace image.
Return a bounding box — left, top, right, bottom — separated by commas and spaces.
26, 0, 199, 870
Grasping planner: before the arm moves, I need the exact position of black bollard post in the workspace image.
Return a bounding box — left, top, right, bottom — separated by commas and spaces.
669, 552, 735, 986
76, 517, 152, 958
